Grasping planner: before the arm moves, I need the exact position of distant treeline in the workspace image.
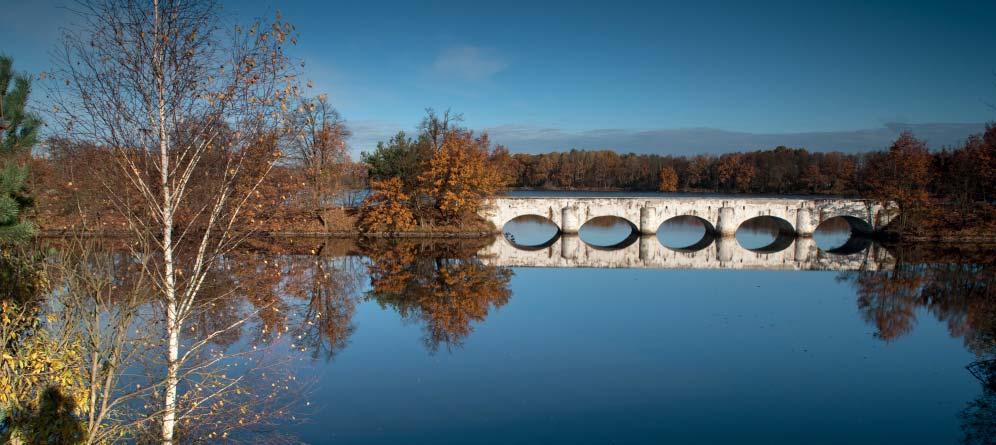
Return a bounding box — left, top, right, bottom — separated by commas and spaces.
499, 147, 862, 194
499, 128, 994, 200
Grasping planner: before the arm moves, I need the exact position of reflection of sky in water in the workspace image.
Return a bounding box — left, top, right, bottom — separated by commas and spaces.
503, 215, 559, 246
578, 216, 635, 247
288, 260, 980, 444
736, 218, 791, 250
657, 216, 709, 249
736, 217, 853, 252
814, 217, 854, 250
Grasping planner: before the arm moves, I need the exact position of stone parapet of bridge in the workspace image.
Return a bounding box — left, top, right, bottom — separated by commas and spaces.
478, 235, 894, 271
479, 196, 897, 237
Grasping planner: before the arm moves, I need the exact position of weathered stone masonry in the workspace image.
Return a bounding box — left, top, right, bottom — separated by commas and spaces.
479, 196, 898, 237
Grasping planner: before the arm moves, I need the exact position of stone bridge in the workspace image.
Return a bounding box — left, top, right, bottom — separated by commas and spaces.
478, 235, 894, 271
479, 196, 897, 237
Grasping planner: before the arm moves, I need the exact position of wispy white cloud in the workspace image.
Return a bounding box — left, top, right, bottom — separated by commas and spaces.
347, 120, 405, 157
431, 45, 507, 82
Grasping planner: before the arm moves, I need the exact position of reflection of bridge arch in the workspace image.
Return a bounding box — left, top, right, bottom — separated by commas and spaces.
502, 231, 561, 251
823, 235, 873, 255
737, 215, 797, 254
579, 216, 640, 250
813, 215, 876, 254
657, 215, 716, 252
501, 214, 561, 249
666, 232, 716, 253
480, 234, 894, 271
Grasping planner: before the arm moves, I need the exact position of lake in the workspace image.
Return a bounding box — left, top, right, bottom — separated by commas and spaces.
202, 215, 991, 445
28, 211, 993, 444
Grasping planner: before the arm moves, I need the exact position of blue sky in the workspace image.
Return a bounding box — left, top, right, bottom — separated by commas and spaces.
2, 0, 994, 155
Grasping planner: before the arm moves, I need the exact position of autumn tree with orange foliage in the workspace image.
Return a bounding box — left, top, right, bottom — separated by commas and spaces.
716, 153, 756, 192
418, 131, 504, 223
861, 132, 933, 233
488, 145, 520, 188
358, 109, 508, 232
357, 178, 416, 232
658, 166, 678, 192
932, 124, 996, 229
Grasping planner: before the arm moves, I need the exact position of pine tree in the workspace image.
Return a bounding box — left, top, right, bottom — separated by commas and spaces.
0, 165, 34, 243
0, 55, 38, 243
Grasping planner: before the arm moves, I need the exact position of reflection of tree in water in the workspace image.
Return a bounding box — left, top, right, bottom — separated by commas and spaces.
282, 254, 363, 361
963, 359, 996, 445
840, 250, 995, 344
362, 239, 513, 353
847, 265, 926, 341
190, 247, 364, 362
958, 260, 996, 445
839, 246, 996, 444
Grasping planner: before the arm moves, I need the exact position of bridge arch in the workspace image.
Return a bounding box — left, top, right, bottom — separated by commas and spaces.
813, 215, 874, 254
818, 214, 874, 235
736, 215, 796, 253
579, 216, 640, 250
501, 214, 561, 250
657, 215, 716, 252
577, 213, 640, 233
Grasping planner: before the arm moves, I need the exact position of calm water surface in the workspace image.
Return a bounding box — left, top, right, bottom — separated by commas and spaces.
238, 227, 996, 444
149, 195, 993, 444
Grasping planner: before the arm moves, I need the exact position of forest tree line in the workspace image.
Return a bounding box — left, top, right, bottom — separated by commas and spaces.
504, 147, 861, 193
355, 117, 995, 236
500, 128, 994, 203
28, 116, 996, 237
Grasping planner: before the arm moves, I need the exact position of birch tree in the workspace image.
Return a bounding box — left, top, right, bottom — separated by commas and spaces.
50, 0, 299, 442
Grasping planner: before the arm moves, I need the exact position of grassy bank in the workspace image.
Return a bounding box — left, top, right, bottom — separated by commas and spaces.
37, 205, 500, 238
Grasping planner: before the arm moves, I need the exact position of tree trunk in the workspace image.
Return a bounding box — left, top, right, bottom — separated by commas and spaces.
163, 303, 179, 444
153, 2, 179, 441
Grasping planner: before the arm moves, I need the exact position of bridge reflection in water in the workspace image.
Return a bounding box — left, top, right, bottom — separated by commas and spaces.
479, 234, 893, 271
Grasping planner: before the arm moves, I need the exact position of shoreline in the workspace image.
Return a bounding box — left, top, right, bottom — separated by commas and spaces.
38, 229, 501, 239
38, 229, 996, 244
